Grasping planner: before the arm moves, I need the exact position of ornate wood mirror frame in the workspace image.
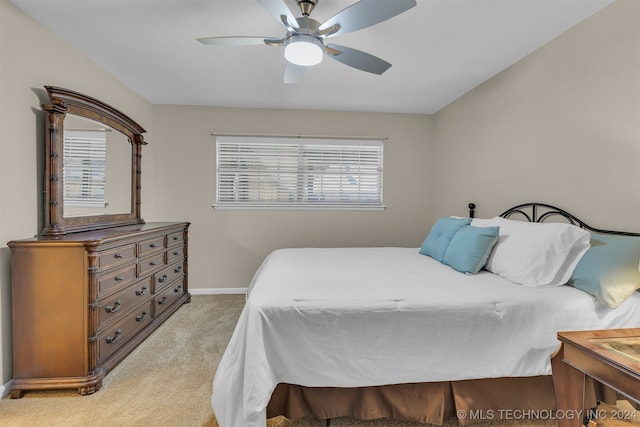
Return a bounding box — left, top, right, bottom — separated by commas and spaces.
41, 86, 146, 236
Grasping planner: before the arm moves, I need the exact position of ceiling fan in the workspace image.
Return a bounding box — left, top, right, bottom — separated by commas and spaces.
197, 0, 417, 83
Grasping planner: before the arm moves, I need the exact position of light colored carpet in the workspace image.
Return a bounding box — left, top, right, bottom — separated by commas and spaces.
0, 295, 637, 427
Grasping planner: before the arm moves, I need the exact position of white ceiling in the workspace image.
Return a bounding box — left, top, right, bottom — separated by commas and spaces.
11, 0, 613, 114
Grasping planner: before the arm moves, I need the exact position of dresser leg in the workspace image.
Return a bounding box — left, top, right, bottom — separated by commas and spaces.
10, 389, 24, 399
78, 380, 102, 396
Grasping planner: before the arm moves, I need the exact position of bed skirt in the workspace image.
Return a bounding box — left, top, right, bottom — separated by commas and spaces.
267, 376, 614, 426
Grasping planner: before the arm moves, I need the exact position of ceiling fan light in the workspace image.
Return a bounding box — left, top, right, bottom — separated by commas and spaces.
284, 34, 323, 66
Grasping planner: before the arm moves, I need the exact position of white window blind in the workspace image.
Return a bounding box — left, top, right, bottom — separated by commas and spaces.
215, 135, 384, 209
63, 130, 107, 207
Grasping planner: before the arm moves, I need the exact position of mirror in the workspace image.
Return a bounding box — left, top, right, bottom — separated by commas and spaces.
62, 115, 132, 218
41, 86, 146, 236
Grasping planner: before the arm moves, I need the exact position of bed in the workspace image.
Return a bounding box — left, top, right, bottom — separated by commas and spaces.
212, 203, 640, 427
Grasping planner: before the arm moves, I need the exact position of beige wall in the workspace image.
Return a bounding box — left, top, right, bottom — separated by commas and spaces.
432, 0, 640, 231
151, 106, 434, 289
0, 0, 154, 386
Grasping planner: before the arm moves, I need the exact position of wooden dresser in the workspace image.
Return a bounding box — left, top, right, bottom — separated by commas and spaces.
8, 222, 190, 397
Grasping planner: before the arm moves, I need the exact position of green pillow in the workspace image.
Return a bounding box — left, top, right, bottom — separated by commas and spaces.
420, 217, 471, 262
443, 226, 500, 274
569, 233, 640, 308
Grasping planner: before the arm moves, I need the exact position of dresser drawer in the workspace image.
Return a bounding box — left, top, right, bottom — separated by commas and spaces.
138, 252, 165, 276
154, 279, 185, 318
154, 261, 184, 292
167, 246, 184, 264
138, 236, 165, 257
167, 230, 184, 247
97, 300, 153, 363
97, 264, 137, 297
97, 279, 153, 331
97, 243, 136, 272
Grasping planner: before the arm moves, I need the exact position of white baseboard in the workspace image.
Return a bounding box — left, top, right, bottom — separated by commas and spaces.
1, 380, 12, 399
189, 287, 247, 296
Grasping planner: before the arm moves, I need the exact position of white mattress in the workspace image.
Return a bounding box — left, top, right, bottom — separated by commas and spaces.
212, 247, 640, 427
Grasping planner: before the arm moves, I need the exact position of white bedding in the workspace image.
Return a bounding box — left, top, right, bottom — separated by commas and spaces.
212, 247, 640, 427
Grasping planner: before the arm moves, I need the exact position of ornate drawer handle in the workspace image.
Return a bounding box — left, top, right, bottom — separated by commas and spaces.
115, 275, 124, 282
106, 329, 122, 344
172, 251, 179, 256
136, 311, 148, 322
135, 286, 148, 296
149, 261, 157, 266
114, 253, 123, 259
157, 274, 168, 283
158, 296, 168, 305
174, 285, 182, 293
174, 266, 182, 273
150, 243, 157, 248
173, 236, 179, 241
105, 300, 122, 313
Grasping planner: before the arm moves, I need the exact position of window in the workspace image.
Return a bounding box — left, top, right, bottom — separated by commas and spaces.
63, 130, 107, 207
215, 135, 384, 210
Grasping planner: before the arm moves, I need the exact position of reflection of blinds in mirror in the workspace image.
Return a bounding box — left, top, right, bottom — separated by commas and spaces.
63, 130, 107, 207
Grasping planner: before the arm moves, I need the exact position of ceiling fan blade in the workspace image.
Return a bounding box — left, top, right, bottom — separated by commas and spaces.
197, 36, 282, 46
256, 0, 299, 30
284, 63, 305, 84
325, 43, 391, 75
319, 0, 416, 38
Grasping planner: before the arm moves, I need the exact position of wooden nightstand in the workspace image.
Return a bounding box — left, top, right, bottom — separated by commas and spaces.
552, 328, 640, 427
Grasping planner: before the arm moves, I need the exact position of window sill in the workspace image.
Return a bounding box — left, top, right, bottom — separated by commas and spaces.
212, 204, 386, 211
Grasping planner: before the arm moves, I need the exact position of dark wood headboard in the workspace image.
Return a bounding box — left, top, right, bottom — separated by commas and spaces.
468, 202, 640, 237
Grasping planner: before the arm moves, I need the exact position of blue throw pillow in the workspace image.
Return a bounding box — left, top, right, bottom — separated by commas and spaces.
569, 233, 640, 308
443, 226, 500, 274
419, 217, 471, 262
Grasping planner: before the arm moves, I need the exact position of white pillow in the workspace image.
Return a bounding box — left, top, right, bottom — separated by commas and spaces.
469, 217, 493, 227
472, 217, 590, 287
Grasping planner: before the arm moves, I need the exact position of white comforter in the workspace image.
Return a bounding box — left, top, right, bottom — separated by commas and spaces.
212, 247, 640, 427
